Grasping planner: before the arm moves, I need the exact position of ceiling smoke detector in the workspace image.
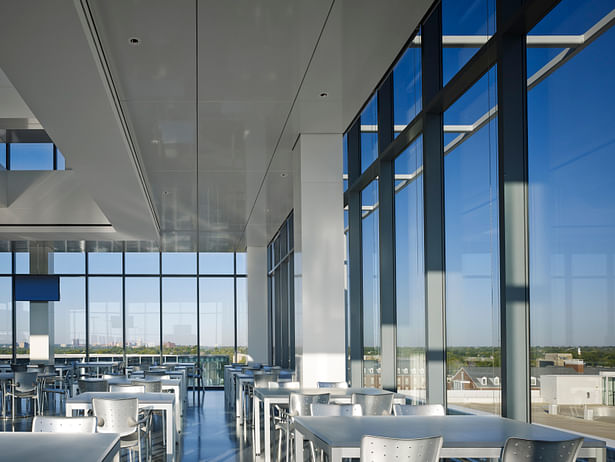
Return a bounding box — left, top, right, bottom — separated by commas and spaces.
129, 37, 141, 46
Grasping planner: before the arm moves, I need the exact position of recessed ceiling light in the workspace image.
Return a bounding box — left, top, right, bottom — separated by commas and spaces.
280, 172, 287, 178
129, 37, 141, 46
319, 91, 328, 98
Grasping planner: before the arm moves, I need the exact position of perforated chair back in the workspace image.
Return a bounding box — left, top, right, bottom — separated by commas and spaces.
14, 371, 38, 392
501, 437, 584, 462
317, 381, 348, 389
393, 404, 445, 416
132, 379, 162, 392
109, 384, 145, 393
254, 372, 278, 387
311, 403, 363, 416
277, 381, 300, 389
78, 379, 108, 393
92, 397, 139, 438
32, 416, 97, 433
43, 365, 56, 375
289, 392, 330, 416
352, 392, 394, 416
361, 435, 443, 462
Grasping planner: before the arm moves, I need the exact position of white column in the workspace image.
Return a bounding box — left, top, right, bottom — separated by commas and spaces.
247, 246, 269, 364
293, 134, 345, 387
29, 243, 54, 364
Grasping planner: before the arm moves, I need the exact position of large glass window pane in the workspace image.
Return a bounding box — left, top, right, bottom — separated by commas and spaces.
162, 278, 197, 360
528, 0, 615, 439
88, 252, 122, 274
360, 95, 378, 173
0, 278, 12, 361
444, 67, 500, 415
0, 143, 6, 169
361, 180, 380, 387
126, 278, 160, 358
442, 0, 496, 85
199, 253, 234, 275
163, 252, 196, 274
50, 252, 85, 274
125, 252, 159, 274
394, 137, 425, 399
0, 252, 11, 274
16, 301, 29, 359
54, 277, 86, 359
15, 252, 29, 274
393, 38, 422, 136
236, 277, 247, 363
199, 278, 234, 385
89, 277, 123, 355
236, 253, 246, 275
9, 143, 54, 170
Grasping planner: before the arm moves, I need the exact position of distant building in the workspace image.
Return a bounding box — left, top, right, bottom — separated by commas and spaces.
447, 367, 500, 390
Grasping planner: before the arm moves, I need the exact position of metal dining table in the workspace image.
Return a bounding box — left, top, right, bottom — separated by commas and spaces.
0, 432, 120, 462
66, 391, 177, 462
253, 387, 407, 462
293, 415, 607, 462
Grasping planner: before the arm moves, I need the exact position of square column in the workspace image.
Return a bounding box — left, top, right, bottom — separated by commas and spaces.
247, 246, 269, 364
293, 134, 345, 387
29, 242, 54, 364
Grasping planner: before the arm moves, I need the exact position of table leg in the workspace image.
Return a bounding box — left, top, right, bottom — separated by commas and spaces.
164, 404, 175, 462
295, 428, 304, 462
264, 398, 271, 462
254, 395, 261, 455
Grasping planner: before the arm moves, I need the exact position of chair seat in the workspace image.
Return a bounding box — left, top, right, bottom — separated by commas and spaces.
120, 430, 140, 448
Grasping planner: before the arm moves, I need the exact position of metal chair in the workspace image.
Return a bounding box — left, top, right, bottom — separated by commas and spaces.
276, 393, 330, 462
361, 435, 443, 462
32, 415, 97, 433
501, 437, 584, 462
132, 379, 162, 393
351, 392, 394, 416
109, 384, 146, 393
317, 381, 348, 388
78, 378, 108, 393
6, 371, 40, 419
40, 366, 70, 415
93, 397, 148, 462
310, 403, 362, 416
393, 404, 445, 416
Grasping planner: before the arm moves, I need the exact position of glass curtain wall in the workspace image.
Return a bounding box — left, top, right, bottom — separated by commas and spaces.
268, 214, 295, 369
527, 0, 615, 438
344, 0, 615, 442
0, 249, 246, 387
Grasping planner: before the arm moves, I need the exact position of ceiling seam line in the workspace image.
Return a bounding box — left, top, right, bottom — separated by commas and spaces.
238, 0, 337, 247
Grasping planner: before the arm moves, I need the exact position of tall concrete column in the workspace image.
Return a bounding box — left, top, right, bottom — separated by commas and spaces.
29, 242, 54, 365
293, 134, 345, 387
247, 246, 269, 364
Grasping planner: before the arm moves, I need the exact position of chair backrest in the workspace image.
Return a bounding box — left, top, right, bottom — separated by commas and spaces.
109, 384, 145, 393
92, 397, 139, 438
132, 379, 162, 393
32, 416, 97, 433
289, 392, 330, 416
361, 435, 443, 462
317, 381, 349, 389
14, 371, 38, 392
277, 381, 300, 389
11, 363, 27, 372
351, 393, 394, 416
43, 365, 56, 375
393, 404, 445, 416
254, 372, 278, 387
311, 403, 362, 416
78, 379, 109, 393
501, 437, 584, 462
